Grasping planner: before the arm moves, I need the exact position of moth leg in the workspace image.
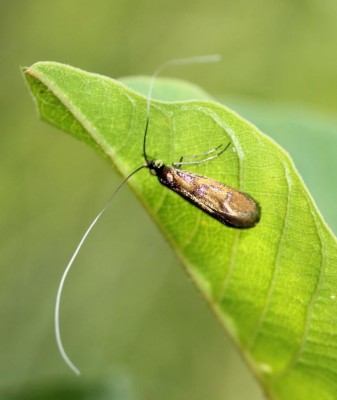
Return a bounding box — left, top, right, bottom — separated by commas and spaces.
174, 155, 185, 170
178, 144, 223, 160
173, 142, 231, 169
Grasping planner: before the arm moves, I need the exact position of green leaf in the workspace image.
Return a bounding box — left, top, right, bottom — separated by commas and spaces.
23, 62, 337, 400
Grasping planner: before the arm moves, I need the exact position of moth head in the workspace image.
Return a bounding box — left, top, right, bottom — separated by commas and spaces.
148, 159, 164, 176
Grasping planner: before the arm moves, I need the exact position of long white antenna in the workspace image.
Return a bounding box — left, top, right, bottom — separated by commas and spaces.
55, 54, 221, 376
143, 54, 221, 161
55, 165, 145, 375
145, 54, 221, 120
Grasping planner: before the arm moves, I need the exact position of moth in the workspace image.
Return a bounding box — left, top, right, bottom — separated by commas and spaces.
55, 55, 260, 376
147, 156, 260, 229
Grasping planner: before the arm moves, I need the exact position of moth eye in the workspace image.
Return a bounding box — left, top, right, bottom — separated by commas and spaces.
154, 159, 163, 168
150, 169, 157, 176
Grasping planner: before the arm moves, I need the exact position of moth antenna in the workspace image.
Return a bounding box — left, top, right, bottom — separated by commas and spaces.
56, 54, 222, 375
142, 54, 222, 163
55, 164, 146, 375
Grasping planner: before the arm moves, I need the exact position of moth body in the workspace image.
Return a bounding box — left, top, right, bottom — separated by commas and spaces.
148, 160, 260, 229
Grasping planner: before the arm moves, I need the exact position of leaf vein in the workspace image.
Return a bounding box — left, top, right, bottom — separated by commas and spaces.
247, 156, 292, 349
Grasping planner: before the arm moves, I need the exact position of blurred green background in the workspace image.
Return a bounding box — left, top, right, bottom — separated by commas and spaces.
1, 1, 336, 399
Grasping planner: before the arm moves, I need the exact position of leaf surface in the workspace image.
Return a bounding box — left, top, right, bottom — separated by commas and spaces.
23, 62, 337, 400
